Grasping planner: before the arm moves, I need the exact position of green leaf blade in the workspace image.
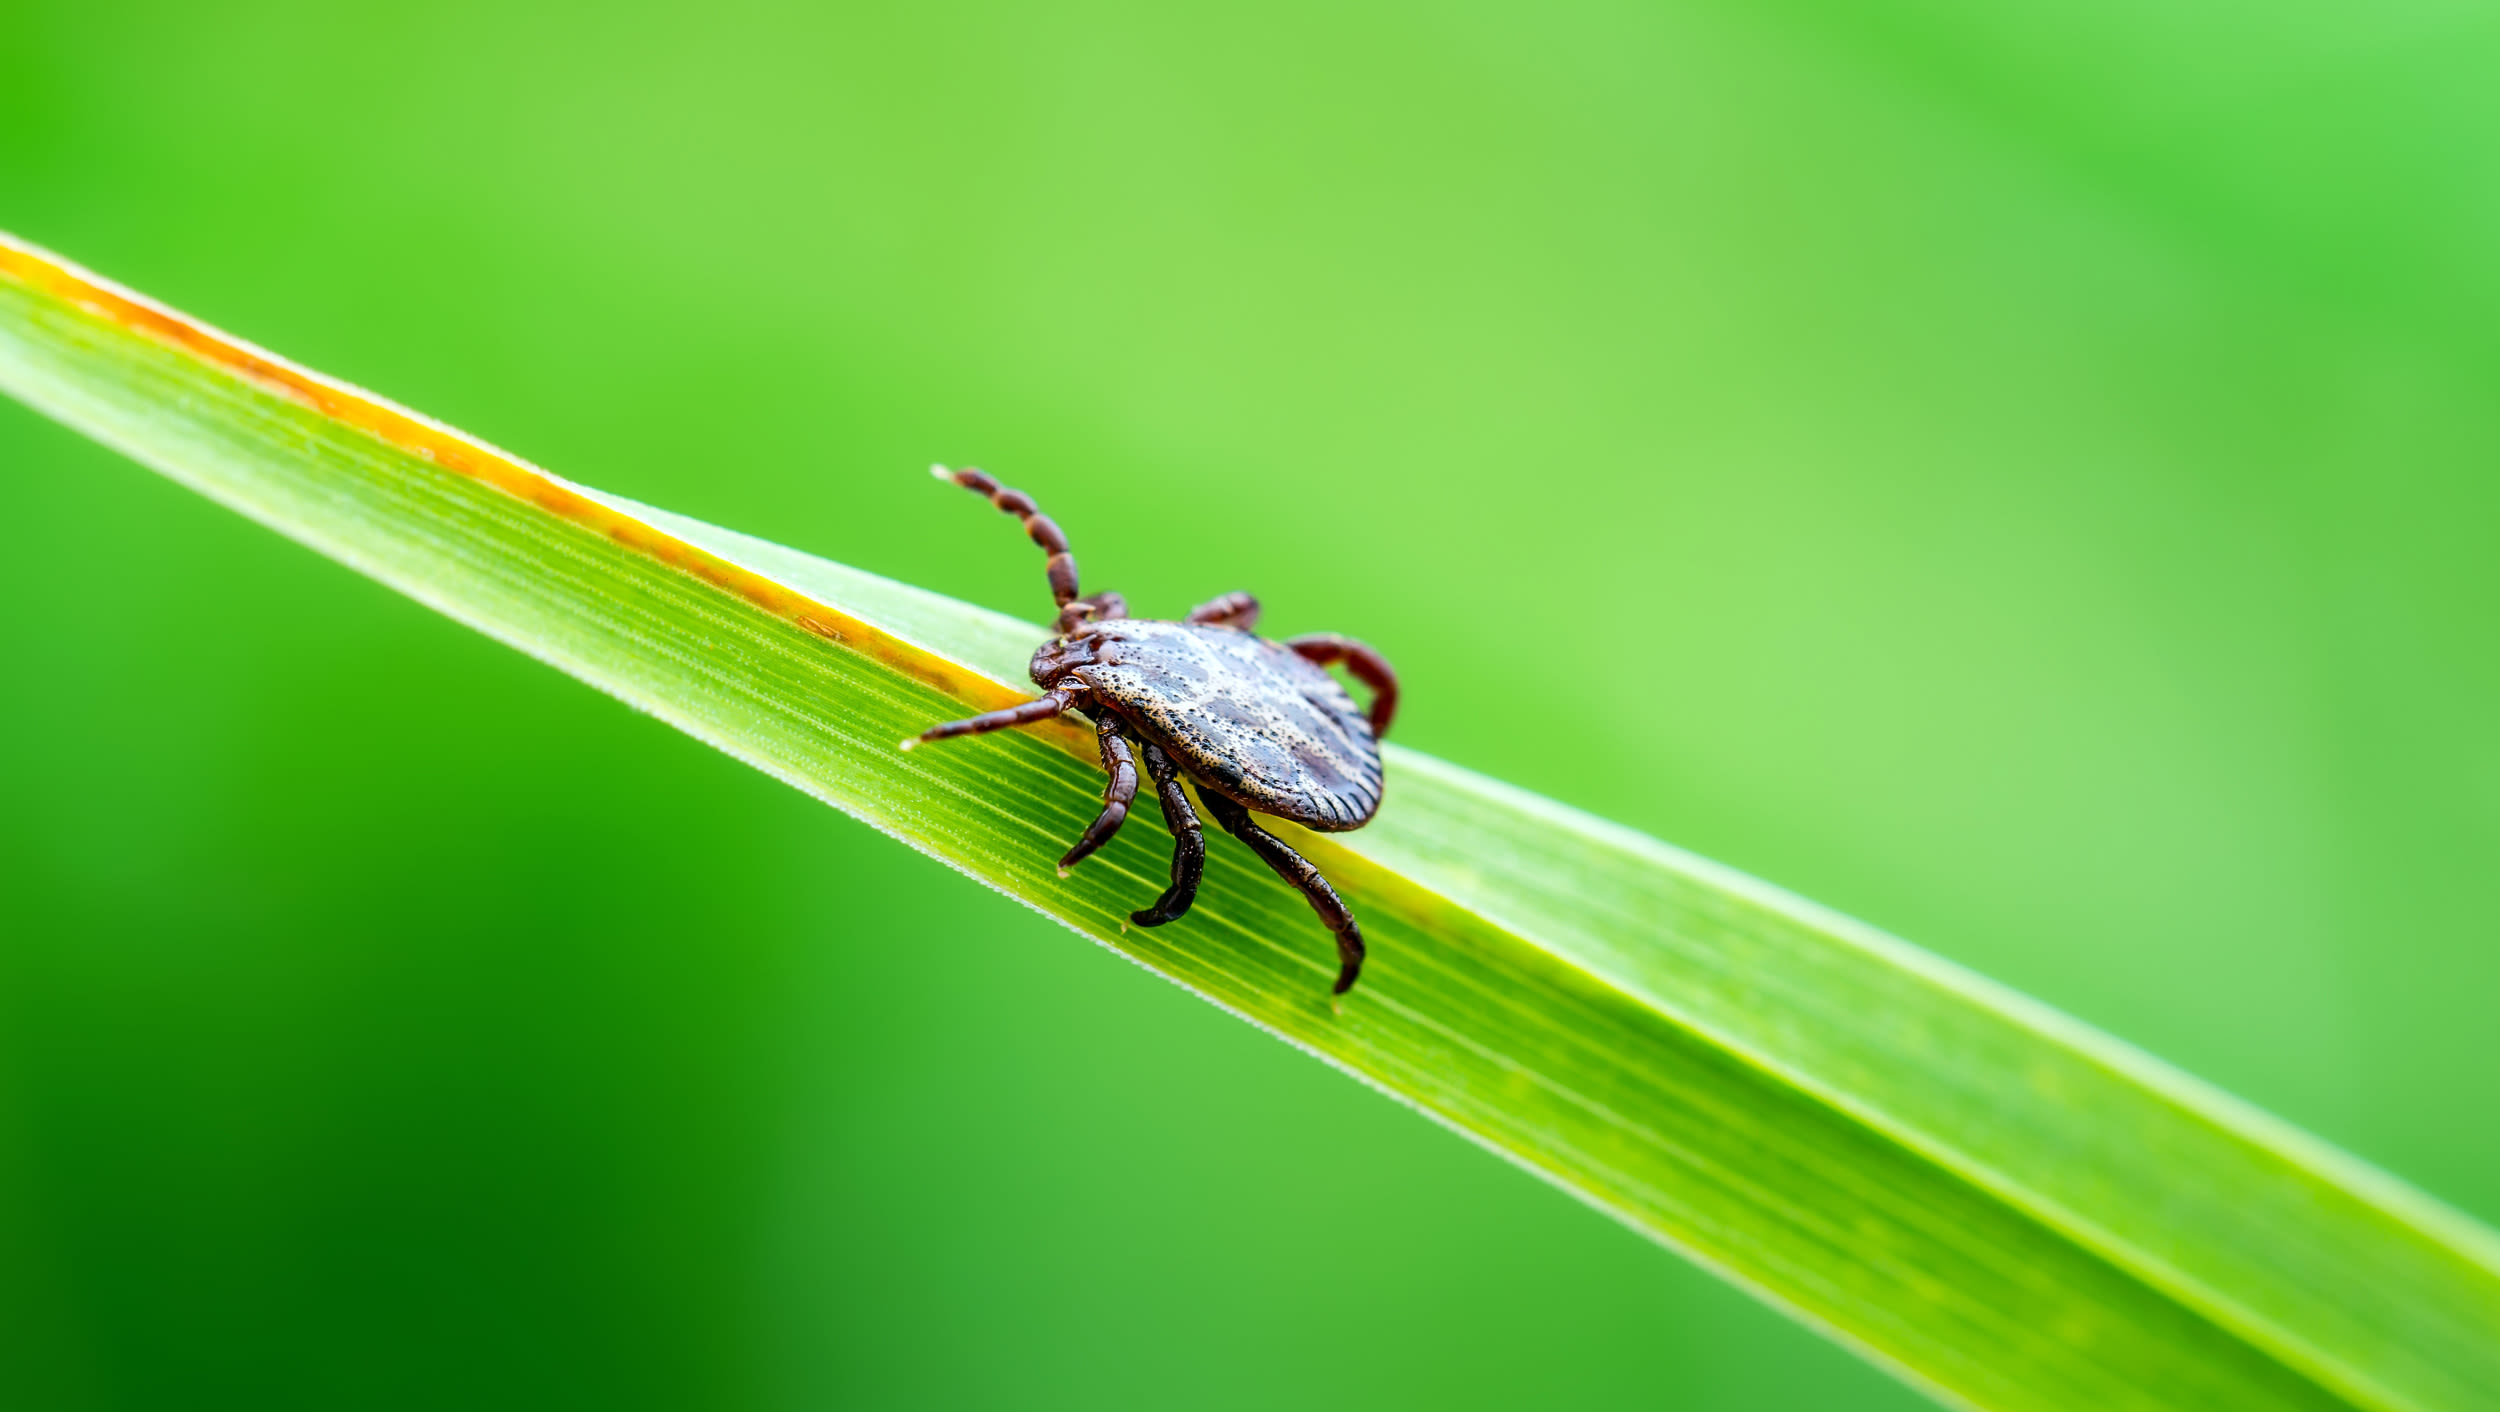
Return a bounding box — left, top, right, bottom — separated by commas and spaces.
3, 232, 2493, 1412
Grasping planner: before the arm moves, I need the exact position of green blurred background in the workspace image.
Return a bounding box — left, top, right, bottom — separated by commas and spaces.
4, 1, 2496, 1407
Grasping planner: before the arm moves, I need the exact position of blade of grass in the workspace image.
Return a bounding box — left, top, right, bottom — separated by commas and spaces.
2, 231, 2494, 1412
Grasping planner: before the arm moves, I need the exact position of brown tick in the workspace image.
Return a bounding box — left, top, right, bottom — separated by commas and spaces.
904, 466, 1398, 994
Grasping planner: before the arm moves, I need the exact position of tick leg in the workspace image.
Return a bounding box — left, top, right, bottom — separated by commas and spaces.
932, 464, 1084, 609
1286, 634, 1399, 739
1186, 592, 1260, 631
1059, 713, 1139, 870
909, 681, 1083, 747
1055, 590, 1128, 635
1128, 740, 1204, 927
1196, 788, 1366, 995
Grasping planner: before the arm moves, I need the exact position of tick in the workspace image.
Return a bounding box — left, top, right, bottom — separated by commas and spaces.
904, 466, 1398, 994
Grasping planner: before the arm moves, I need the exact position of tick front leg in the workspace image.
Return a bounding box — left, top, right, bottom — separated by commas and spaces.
1128, 740, 1204, 927
1286, 634, 1398, 738
1196, 788, 1366, 995
908, 681, 1084, 747
1186, 592, 1260, 630
1058, 713, 1139, 871
1054, 590, 1128, 636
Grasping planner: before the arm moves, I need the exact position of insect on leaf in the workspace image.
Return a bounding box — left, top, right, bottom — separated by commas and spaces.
2, 231, 2495, 1412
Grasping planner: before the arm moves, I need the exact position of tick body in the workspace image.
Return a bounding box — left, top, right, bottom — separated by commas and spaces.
908, 466, 1399, 994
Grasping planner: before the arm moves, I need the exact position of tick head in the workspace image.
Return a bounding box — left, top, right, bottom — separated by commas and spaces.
1028, 633, 1102, 689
